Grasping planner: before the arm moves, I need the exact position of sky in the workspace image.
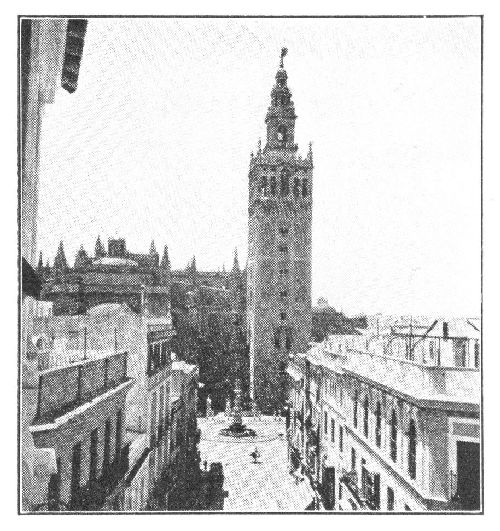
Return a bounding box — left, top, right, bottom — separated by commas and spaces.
37, 17, 481, 317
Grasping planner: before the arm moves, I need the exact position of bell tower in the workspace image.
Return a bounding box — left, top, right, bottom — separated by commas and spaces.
247, 49, 313, 413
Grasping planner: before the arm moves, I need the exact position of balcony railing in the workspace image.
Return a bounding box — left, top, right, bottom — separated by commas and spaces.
344, 349, 479, 404
34, 351, 129, 424
340, 469, 379, 511
70, 444, 130, 511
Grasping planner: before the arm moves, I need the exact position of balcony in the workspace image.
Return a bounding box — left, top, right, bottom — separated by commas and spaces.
340, 469, 380, 511
344, 349, 479, 407
33, 351, 131, 425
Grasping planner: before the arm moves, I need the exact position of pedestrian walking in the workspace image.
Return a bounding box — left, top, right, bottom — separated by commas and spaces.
250, 447, 261, 464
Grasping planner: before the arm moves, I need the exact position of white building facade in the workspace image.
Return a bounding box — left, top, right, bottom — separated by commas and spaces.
287, 318, 481, 512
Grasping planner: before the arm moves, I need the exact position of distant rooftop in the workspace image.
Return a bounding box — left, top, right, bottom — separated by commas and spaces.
92, 256, 138, 267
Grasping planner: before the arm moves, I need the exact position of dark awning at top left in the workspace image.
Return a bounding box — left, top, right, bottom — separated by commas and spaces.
22, 257, 42, 299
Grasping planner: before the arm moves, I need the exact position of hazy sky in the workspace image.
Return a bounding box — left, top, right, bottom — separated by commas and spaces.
37, 17, 481, 317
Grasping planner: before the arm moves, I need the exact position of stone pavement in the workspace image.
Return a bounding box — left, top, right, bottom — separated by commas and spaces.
198, 415, 315, 512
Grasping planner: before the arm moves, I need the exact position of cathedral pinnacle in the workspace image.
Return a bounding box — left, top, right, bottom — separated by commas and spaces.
54, 241, 68, 271
233, 247, 240, 272
161, 244, 170, 269
95, 235, 105, 258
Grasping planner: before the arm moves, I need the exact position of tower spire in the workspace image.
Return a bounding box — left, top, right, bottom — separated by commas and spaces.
264, 49, 296, 153
280, 47, 288, 68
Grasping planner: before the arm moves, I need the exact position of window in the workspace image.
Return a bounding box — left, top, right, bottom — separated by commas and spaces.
285, 335, 292, 351
278, 244, 288, 254
47, 458, 61, 511
279, 227, 289, 236
279, 267, 289, 278
89, 428, 98, 482
280, 169, 290, 196
353, 391, 358, 428
280, 312, 287, 321
277, 125, 287, 143
160, 342, 167, 367
339, 484, 343, 500
260, 175, 268, 196
70, 442, 82, 506
270, 174, 277, 195
103, 419, 111, 469
293, 176, 300, 198
302, 179, 309, 197
408, 419, 417, 480
372, 473, 381, 509
150, 393, 157, 447
351, 448, 356, 472
390, 410, 398, 462
147, 344, 154, 374
324, 412, 328, 435
274, 331, 280, 349
387, 487, 395, 511
280, 290, 288, 299
116, 410, 123, 459
339, 426, 344, 452
474, 342, 480, 368
375, 402, 382, 448
363, 397, 369, 437
330, 419, 335, 442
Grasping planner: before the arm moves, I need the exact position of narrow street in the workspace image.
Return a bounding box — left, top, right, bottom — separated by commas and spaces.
198, 416, 315, 512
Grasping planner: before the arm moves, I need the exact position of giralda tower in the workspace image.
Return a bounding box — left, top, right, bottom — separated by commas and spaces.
247, 49, 313, 413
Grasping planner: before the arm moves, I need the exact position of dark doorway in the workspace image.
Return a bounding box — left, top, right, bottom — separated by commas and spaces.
323, 466, 336, 510
456, 441, 480, 510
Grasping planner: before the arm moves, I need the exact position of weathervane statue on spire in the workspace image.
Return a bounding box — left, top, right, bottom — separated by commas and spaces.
280, 47, 288, 68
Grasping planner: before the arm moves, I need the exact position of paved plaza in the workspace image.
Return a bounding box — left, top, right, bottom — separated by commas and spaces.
198, 415, 315, 512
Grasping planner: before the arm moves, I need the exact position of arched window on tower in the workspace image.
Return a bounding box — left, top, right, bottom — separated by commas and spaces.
270, 174, 277, 196
280, 169, 290, 196
293, 176, 300, 198
285, 334, 292, 351
277, 125, 287, 145
260, 175, 268, 197
302, 179, 309, 198
408, 419, 417, 479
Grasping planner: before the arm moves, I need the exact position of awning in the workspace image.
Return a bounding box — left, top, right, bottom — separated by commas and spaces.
22, 257, 42, 299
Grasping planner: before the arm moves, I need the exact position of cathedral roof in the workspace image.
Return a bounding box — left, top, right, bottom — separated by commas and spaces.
92, 256, 138, 267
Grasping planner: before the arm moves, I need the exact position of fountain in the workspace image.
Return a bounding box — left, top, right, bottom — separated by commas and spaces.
219, 378, 257, 438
